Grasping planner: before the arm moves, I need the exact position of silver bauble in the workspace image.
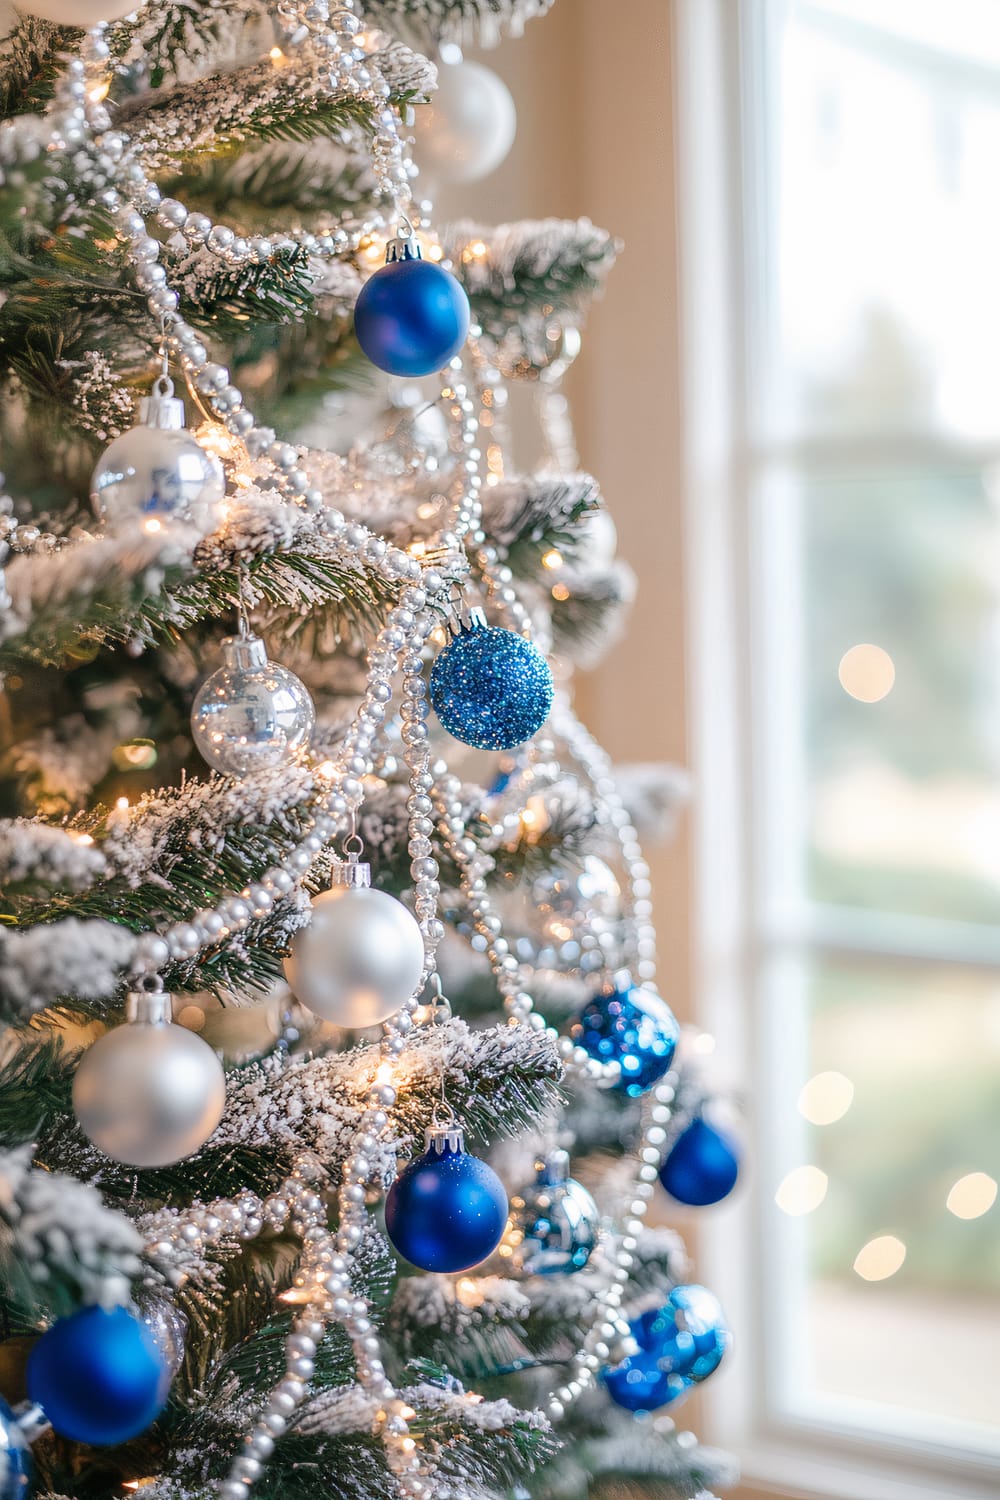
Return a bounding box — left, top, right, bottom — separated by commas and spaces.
91, 380, 223, 535
506, 1150, 600, 1275
191, 634, 315, 776
72, 991, 226, 1168
22, 0, 144, 22
413, 59, 517, 185
284, 868, 425, 1027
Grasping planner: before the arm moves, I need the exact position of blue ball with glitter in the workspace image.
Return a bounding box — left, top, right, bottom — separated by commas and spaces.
659, 1117, 741, 1206
26, 1304, 169, 1446
0, 1397, 33, 1500
354, 255, 470, 377
603, 1284, 730, 1413
430, 621, 554, 752
571, 976, 679, 1096
385, 1129, 509, 1274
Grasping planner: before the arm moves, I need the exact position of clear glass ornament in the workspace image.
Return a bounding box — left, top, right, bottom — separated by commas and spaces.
72, 989, 226, 1168
506, 1149, 600, 1275
191, 633, 315, 776
91, 376, 224, 535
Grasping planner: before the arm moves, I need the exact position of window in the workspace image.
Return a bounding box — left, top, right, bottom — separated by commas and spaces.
677, 3, 1000, 1495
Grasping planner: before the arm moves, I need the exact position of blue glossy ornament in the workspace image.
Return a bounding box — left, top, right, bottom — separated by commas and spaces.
603, 1284, 730, 1413
570, 974, 680, 1097
26, 1305, 169, 1446
385, 1123, 508, 1273
0, 1398, 33, 1500
354, 240, 470, 377
659, 1116, 741, 1207
507, 1150, 600, 1275
430, 613, 554, 752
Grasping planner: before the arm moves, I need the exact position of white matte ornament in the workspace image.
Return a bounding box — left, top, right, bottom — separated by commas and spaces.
284, 865, 425, 1027
412, 59, 517, 185
72, 990, 226, 1168
91, 379, 224, 535
191, 634, 315, 776
20, 0, 143, 22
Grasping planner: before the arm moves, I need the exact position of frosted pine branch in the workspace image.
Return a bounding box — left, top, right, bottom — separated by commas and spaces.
0, 820, 109, 889
0, 1145, 144, 1315
482, 472, 601, 554
363, 0, 555, 49
0, 919, 136, 1020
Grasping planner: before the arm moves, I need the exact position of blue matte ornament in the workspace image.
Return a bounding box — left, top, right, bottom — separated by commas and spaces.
354, 235, 470, 377
430, 611, 554, 752
570, 973, 680, 1097
603, 1284, 730, 1413
26, 1305, 169, 1446
659, 1116, 741, 1207
384, 1121, 508, 1273
0, 1398, 34, 1500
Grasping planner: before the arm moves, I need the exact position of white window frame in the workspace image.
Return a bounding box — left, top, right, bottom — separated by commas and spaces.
673, 3, 1000, 1497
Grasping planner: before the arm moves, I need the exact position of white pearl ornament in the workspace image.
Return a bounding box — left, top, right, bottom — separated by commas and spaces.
284, 861, 425, 1027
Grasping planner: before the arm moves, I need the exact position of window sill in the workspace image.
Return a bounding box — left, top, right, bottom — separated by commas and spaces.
725, 1432, 1000, 1500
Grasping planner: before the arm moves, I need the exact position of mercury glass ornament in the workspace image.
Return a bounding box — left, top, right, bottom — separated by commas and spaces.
412, 57, 517, 185
507, 1150, 600, 1275
91, 377, 224, 534
284, 858, 425, 1027
72, 989, 226, 1168
190, 633, 315, 776
571, 971, 680, 1097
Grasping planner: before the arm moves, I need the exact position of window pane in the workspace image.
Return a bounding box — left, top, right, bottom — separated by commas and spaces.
765, 0, 1000, 443
758, 461, 1000, 929
763, 954, 1000, 1445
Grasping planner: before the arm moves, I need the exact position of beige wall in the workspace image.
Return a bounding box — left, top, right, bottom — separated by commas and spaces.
436, 0, 692, 1021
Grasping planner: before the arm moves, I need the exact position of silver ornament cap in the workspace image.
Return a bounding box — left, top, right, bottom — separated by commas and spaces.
72, 989, 227, 1168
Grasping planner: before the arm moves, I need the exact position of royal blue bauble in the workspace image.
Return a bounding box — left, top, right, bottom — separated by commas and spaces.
659, 1117, 741, 1206
354, 255, 470, 377
26, 1305, 169, 1446
385, 1127, 508, 1273
0, 1397, 33, 1500
430, 620, 554, 752
603, 1284, 730, 1413
570, 976, 680, 1097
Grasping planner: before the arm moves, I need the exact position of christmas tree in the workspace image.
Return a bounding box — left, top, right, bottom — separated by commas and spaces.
0, 1, 741, 1497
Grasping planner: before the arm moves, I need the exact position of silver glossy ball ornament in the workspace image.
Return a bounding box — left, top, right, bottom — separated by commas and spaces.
412, 57, 517, 185
72, 989, 226, 1168
21, 0, 144, 21
191, 634, 315, 776
507, 1150, 600, 1275
284, 861, 425, 1027
91, 377, 224, 535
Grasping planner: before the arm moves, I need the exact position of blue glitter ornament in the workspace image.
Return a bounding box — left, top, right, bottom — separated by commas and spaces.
0, 1398, 34, 1500
603, 1284, 730, 1413
385, 1121, 508, 1273
354, 236, 470, 377
507, 1150, 600, 1275
659, 1116, 741, 1207
26, 1305, 169, 1446
570, 974, 680, 1096
430, 612, 554, 752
